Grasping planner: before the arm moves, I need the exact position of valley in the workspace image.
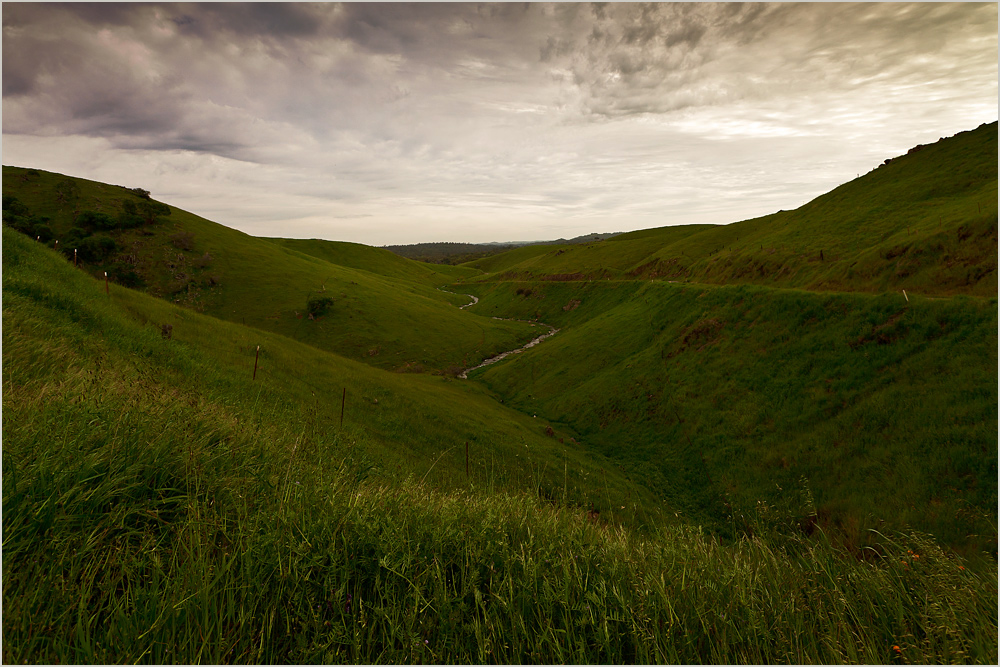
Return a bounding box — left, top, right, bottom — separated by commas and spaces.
2, 122, 997, 663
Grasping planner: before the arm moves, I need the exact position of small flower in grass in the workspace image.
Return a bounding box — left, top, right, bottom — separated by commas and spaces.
344, 593, 353, 613
892, 645, 902, 654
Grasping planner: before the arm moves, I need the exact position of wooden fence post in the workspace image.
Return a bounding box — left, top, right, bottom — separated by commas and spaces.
253, 345, 260, 379
340, 388, 346, 428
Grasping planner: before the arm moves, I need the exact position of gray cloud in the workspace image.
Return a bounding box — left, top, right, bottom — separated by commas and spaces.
2, 3, 996, 244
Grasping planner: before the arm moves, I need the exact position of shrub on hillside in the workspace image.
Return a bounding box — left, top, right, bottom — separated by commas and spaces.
76, 210, 116, 230
62, 226, 92, 247
2, 195, 29, 219
31, 223, 53, 242
170, 232, 195, 251
2, 196, 34, 234
119, 200, 144, 228
77, 235, 118, 263
120, 199, 171, 228
192, 252, 213, 269
307, 296, 335, 318
108, 265, 144, 288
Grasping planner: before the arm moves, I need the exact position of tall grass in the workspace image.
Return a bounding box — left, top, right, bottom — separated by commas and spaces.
3, 371, 995, 663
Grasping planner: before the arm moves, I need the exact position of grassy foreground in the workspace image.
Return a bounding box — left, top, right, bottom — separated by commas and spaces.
4, 212, 998, 663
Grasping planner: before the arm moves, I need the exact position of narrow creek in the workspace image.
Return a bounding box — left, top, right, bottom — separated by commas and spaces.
438, 287, 559, 379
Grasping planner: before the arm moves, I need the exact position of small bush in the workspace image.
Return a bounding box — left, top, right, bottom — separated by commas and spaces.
170, 232, 195, 251
120, 199, 170, 228
109, 265, 143, 288
31, 224, 53, 242
76, 210, 116, 230
2, 195, 29, 218
77, 235, 118, 263
307, 296, 335, 318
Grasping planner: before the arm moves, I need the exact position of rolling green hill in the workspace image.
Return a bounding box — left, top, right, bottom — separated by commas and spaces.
2, 166, 539, 373
264, 236, 480, 285
463, 224, 714, 278
463, 122, 997, 297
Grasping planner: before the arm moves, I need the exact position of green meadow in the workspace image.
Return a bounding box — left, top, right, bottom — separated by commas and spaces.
2, 121, 997, 663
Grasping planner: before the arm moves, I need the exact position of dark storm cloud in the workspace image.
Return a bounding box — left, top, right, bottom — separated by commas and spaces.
2, 2, 338, 159
167, 2, 325, 39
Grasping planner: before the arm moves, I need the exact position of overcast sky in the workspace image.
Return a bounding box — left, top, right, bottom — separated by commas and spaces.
3, 2, 997, 245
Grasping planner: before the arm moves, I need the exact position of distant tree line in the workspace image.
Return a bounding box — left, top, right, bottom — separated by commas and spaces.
383, 242, 518, 265
383, 233, 623, 265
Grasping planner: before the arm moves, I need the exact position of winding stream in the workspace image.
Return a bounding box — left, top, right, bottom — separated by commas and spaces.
438, 287, 559, 379
459, 321, 559, 379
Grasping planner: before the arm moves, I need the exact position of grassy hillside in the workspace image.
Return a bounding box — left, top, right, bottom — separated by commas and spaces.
383, 241, 522, 265
4, 214, 996, 665
459, 278, 997, 561
464, 122, 997, 297
3, 226, 653, 517
2, 166, 540, 372
463, 224, 714, 278
265, 237, 480, 285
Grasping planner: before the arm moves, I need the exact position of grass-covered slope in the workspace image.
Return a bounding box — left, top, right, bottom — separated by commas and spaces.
464, 122, 998, 297
264, 236, 480, 285
2, 226, 651, 516
1, 166, 538, 372
461, 278, 998, 561
463, 224, 714, 278
4, 216, 996, 665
